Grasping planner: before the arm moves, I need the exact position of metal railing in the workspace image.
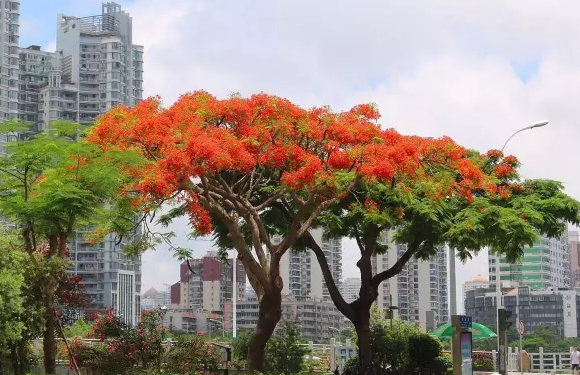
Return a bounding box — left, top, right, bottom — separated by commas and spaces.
494, 346, 576, 373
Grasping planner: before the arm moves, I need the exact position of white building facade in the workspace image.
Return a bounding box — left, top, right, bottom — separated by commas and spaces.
33, 2, 144, 131
372, 232, 449, 332
341, 278, 361, 303
276, 228, 343, 301
0, 0, 20, 155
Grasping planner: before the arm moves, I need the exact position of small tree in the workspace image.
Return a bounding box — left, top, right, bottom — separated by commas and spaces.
0, 121, 143, 374
265, 320, 309, 375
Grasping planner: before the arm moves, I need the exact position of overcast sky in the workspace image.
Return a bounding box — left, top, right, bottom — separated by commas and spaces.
22, 0, 580, 311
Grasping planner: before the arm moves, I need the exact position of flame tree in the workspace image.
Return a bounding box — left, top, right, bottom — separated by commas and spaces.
86, 91, 527, 371
263, 148, 580, 370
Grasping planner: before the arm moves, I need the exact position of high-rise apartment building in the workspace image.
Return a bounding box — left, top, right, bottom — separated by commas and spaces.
341, 278, 361, 303
18, 45, 57, 129
20, 2, 144, 131
489, 233, 570, 290
68, 227, 142, 326
224, 296, 344, 343
276, 228, 343, 301
0, 2, 144, 325
372, 232, 449, 331
0, 0, 20, 154
173, 251, 246, 312
0, 0, 20, 122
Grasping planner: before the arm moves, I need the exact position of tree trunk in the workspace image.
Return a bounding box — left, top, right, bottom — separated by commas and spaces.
247, 289, 282, 372
43, 294, 56, 375
353, 303, 373, 371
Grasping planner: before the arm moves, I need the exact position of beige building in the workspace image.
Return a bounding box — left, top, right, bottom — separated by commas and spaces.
461, 274, 489, 302
223, 295, 345, 342
570, 231, 580, 288
171, 251, 246, 313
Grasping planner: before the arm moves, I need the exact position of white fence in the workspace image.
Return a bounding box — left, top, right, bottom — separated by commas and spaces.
499, 347, 575, 373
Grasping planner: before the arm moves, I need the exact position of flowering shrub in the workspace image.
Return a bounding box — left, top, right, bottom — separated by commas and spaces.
69, 309, 165, 375
162, 336, 220, 375
472, 351, 494, 371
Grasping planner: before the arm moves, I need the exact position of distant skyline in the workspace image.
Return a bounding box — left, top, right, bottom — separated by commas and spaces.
21, 0, 580, 314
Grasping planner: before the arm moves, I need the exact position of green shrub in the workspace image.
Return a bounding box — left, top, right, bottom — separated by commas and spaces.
264, 320, 308, 375
232, 331, 251, 368
408, 334, 443, 368
343, 320, 447, 375
163, 336, 220, 374
472, 357, 495, 371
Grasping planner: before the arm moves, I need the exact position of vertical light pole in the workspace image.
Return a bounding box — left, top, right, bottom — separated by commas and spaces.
449, 246, 457, 317
387, 294, 398, 329
233, 249, 237, 340
496, 120, 549, 375
159, 305, 168, 342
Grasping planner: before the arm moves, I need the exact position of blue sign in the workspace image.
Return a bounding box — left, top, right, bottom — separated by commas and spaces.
459, 315, 472, 328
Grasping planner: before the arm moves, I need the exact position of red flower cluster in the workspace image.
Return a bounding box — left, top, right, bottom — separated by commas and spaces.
88, 91, 523, 234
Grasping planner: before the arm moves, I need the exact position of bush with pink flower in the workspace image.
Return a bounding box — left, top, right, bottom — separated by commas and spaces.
69, 309, 165, 375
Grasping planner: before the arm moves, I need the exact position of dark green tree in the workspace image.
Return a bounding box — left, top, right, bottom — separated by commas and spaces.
264, 320, 309, 375
261, 149, 580, 369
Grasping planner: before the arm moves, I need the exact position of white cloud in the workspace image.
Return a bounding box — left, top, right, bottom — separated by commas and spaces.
127, 0, 580, 310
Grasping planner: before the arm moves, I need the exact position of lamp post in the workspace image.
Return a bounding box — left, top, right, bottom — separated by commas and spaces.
232, 249, 237, 340
159, 305, 168, 323
386, 294, 398, 328
495, 120, 549, 375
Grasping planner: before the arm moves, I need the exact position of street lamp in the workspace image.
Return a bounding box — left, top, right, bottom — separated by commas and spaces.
159, 305, 168, 331
495, 120, 549, 373
501, 121, 549, 152
386, 295, 398, 328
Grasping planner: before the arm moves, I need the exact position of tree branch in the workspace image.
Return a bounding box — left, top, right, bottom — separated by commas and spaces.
371, 236, 423, 288
353, 227, 365, 256
255, 190, 285, 211
193, 182, 271, 296
302, 231, 355, 320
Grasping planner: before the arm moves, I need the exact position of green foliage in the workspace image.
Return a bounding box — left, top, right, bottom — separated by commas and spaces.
264, 320, 309, 375
232, 331, 251, 367
369, 302, 385, 327
72, 310, 166, 375
231, 320, 310, 373
345, 320, 446, 375
163, 336, 220, 374
0, 229, 25, 348
0, 120, 144, 248
65, 319, 92, 338
472, 352, 495, 371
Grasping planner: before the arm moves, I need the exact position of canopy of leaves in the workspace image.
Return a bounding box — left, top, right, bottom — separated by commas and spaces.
0, 120, 145, 250
90, 92, 493, 239
317, 149, 580, 267
88, 92, 511, 299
